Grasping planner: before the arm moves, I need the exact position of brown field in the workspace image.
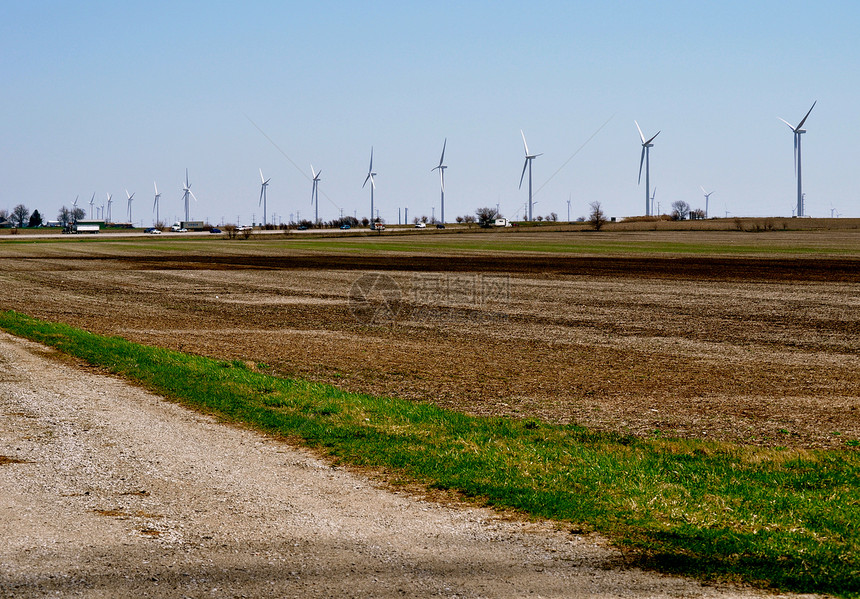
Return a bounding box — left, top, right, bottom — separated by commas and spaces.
1, 230, 858, 450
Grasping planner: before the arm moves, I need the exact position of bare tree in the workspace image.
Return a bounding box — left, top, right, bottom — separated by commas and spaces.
475, 207, 500, 228
57, 206, 72, 228
671, 200, 690, 221
588, 201, 607, 231
12, 204, 30, 228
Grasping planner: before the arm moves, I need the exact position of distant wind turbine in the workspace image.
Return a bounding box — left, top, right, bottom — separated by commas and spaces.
89, 193, 95, 219
518, 130, 542, 221
106, 193, 113, 223
363, 147, 377, 228
310, 166, 321, 224
258, 169, 270, 226
153, 182, 161, 225
778, 101, 816, 217
651, 187, 657, 216
125, 190, 135, 223
699, 186, 714, 219
180, 169, 197, 222
635, 121, 660, 216
431, 138, 447, 224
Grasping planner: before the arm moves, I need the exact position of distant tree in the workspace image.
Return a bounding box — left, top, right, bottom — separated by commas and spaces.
11, 204, 29, 228
72, 207, 85, 223
420, 215, 428, 223
535, 215, 543, 222
475, 207, 499, 228
455, 216, 464, 224
690, 208, 706, 220
588, 201, 607, 231
28, 209, 43, 228
57, 206, 72, 228
671, 200, 690, 221
549, 212, 558, 222
576, 215, 586, 222
0, 209, 8, 222
463, 215, 476, 228
412, 216, 420, 224
222, 224, 238, 239
361, 217, 370, 227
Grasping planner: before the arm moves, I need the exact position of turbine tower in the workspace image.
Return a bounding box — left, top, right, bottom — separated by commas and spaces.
310, 165, 321, 224
106, 193, 113, 223
258, 169, 270, 226
72, 195, 80, 223
518, 130, 542, 221
636, 121, 660, 216
126, 190, 135, 223
180, 169, 197, 222
89, 193, 95, 219
651, 187, 657, 216
153, 182, 161, 225
779, 101, 816, 217
363, 147, 377, 229
700, 186, 714, 219
431, 138, 447, 224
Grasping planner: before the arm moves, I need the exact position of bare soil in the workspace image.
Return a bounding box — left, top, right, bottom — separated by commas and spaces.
0, 235, 858, 450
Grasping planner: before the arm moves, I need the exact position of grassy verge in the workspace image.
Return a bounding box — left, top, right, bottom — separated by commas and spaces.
1, 309, 857, 597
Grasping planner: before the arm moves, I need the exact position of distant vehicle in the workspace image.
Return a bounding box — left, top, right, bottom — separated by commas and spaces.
148, 229, 162, 235
415, 222, 426, 228
209, 228, 222, 234
144, 227, 155, 233
375, 224, 386, 231
340, 224, 350, 230
297, 225, 309, 230
436, 224, 445, 229
178, 228, 188, 233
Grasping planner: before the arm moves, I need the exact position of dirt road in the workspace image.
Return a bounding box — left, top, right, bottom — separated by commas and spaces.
0, 332, 800, 598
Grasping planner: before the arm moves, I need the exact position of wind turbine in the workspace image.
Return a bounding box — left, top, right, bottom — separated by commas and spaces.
518, 130, 542, 221
70, 195, 79, 224
180, 169, 197, 222
635, 121, 660, 216
89, 193, 95, 219
651, 187, 657, 216
126, 190, 135, 223
431, 138, 447, 225
106, 193, 113, 223
310, 166, 321, 224
363, 147, 377, 228
258, 169, 270, 226
779, 101, 816, 217
153, 182, 161, 225
700, 186, 714, 219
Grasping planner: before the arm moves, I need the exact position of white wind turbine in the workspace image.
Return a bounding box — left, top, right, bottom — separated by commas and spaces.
636, 120, 660, 216
431, 138, 447, 224
700, 186, 714, 219
310, 165, 321, 224
363, 147, 377, 228
153, 182, 161, 225
71, 195, 79, 224
89, 193, 95, 219
125, 190, 135, 223
258, 169, 270, 226
106, 193, 113, 223
779, 101, 816, 217
651, 187, 657, 216
180, 169, 197, 222
518, 130, 542, 221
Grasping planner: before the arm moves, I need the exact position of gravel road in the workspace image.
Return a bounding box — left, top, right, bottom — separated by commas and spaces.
0, 332, 806, 598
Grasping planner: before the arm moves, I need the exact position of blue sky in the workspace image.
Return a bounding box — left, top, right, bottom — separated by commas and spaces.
2, 1, 858, 225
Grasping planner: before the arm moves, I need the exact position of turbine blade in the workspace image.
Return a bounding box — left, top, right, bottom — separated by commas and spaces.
185, 168, 189, 187
520, 130, 529, 156
638, 147, 645, 184
519, 158, 528, 189
778, 117, 796, 131
645, 131, 660, 145
439, 138, 446, 165
369, 147, 373, 172
440, 170, 445, 193
259, 187, 264, 206
797, 100, 816, 130
363, 173, 371, 188
700, 185, 706, 195
189, 191, 198, 203
260, 168, 265, 183
370, 174, 376, 190
311, 165, 316, 179
154, 181, 158, 194
635, 120, 645, 144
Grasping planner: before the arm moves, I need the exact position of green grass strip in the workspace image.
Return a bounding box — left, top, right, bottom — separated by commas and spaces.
1, 309, 858, 597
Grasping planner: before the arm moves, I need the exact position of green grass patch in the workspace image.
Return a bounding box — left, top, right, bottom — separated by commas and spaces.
1, 309, 858, 597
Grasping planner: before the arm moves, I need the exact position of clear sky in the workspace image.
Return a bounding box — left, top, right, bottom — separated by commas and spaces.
2, 1, 859, 226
